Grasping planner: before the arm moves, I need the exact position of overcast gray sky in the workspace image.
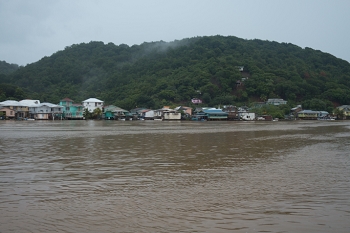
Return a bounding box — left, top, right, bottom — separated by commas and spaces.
1, 0, 349, 66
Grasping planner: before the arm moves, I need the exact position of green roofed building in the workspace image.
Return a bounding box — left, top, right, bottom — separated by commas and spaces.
103, 105, 131, 120
193, 108, 228, 121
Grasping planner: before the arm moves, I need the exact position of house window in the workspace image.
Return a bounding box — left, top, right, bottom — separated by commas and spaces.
95, 103, 97, 107
10, 111, 13, 115
66, 107, 70, 111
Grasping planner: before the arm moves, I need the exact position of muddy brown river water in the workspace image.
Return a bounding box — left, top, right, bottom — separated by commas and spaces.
0, 120, 349, 232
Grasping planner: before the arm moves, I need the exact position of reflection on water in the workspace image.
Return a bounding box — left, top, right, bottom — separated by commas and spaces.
0, 120, 350, 232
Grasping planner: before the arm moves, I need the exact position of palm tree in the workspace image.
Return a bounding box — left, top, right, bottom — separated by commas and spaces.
93, 108, 102, 119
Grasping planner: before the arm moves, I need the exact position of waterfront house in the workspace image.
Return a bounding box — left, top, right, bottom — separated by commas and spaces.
0, 100, 27, 119
130, 107, 155, 120
103, 105, 130, 120
238, 112, 256, 121
297, 110, 318, 120
82, 98, 104, 113
195, 108, 228, 121
317, 111, 329, 119
153, 107, 167, 119
191, 113, 208, 121
0, 106, 15, 119
59, 98, 84, 119
163, 109, 181, 120
132, 108, 154, 120
130, 108, 147, 118
175, 106, 192, 116
223, 105, 239, 120
28, 102, 63, 120
20, 99, 43, 118
153, 108, 163, 120
143, 109, 155, 120
336, 105, 350, 119
154, 107, 181, 120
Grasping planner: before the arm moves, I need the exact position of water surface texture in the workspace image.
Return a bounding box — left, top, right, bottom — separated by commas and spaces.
1, 120, 349, 232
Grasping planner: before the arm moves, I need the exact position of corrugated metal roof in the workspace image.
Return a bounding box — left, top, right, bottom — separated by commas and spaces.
60, 98, 74, 102
298, 110, 318, 113
203, 109, 228, 115
104, 105, 128, 112
39, 102, 63, 108
82, 98, 103, 103
19, 99, 40, 105
42, 102, 58, 107
0, 100, 24, 106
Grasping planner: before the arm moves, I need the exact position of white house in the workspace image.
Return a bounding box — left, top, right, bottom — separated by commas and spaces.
154, 107, 181, 120
0, 100, 27, 118
267, 99, 287, 106
19, 99, 40, 106
82, 98, 104, 112
163, 110, 181, 120
144, 110, 155, 120
238, 112, 256, 121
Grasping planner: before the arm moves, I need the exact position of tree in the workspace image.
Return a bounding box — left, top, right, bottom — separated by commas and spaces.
2, 36, 350, 109
251, 104, 285, 119
14, 87, 26, 100
0, 91, 6, 101
202, 93, 211, 104
83, 109, 91, 119
333, 108, 345, 120
302, 98, 332, 112
92, 108, 102, 119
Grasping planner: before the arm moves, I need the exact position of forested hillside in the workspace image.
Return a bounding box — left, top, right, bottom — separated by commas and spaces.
0, 61, 20, 75
1, 35, 350, 110
0, 61, 24, 101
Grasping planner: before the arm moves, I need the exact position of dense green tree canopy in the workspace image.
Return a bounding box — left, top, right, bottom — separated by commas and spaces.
0, 36, 349, 110
0, 83, 26, 101
0, 61, 20, 75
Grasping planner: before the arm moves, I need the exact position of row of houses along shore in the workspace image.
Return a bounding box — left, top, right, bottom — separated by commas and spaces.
1, 97, 350, 121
